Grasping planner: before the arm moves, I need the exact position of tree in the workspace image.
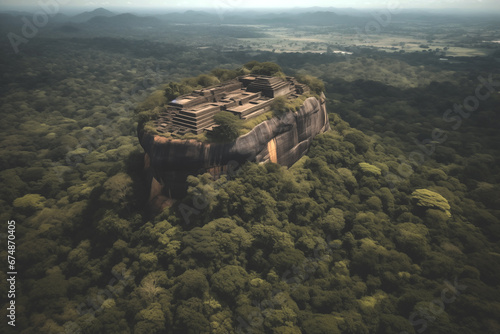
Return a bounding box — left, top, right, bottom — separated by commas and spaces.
13, 193, 46, 213
174, 298, 211, 334
210, 68, 238, 81
211, 265, 248, 300
100, 172, 133, 207
243, 60, 260, 70
207, 111, 243, 142
302, 314, 342, 334
246, 61, 283, 77
134, 302, 166, 334
377, 314, 414, 333
196, 74, 220, 87
271, 95, 288, 117
411, 189, 451, 218
164, 82, 194, 101
181, 218, 253, 266
136, 89, 167, 112
29, 266, 69, 311
320, 207, 345, 236
175, 269, 209, 300
394, 222, 429, 262
297, 75, 325, 95
97, 210, 131, 239
344, 131, 369, 154
97, 306, 130, 334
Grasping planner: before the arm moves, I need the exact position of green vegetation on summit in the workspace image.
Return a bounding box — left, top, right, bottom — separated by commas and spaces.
137, 61, 323, 143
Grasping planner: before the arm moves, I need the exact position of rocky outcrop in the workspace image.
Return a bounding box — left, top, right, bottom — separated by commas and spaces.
138, 93, 330, 209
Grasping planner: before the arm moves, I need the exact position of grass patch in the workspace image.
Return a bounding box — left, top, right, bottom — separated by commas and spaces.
240, 111, 274, 135
177, 132, 207, 142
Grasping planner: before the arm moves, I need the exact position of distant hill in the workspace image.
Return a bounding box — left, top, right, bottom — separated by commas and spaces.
62, 7, 390, 27
51, 13, 71, 24
158, 10, 221, 24
70, 7, 115, 23
254, 11, 365, 26
86, 13, 160, 27
155, 9, 364, 26
0, 10, 33, 16
0, 13, 18, 28
56, 24, 81, 34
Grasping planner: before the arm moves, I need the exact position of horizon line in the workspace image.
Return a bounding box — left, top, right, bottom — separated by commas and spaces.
2, 5, 500, 14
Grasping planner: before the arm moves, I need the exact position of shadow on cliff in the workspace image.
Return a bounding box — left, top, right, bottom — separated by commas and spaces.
124, 149, 151, 216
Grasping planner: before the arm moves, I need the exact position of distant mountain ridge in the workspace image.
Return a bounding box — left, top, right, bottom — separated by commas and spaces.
1, 6, 493, 33
87, 13, 160, 27
70, 7, 115, 23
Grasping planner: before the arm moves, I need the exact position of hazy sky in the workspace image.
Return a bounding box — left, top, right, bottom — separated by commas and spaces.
1, 0, 500, 11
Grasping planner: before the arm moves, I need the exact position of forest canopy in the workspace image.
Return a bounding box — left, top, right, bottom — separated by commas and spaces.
0, 21, 499, 334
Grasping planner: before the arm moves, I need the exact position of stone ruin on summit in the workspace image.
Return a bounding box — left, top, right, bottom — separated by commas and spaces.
154, 75, 310, 135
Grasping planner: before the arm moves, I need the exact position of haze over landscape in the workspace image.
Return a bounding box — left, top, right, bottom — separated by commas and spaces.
1, 0, 499, 333
3, 0, 500, 11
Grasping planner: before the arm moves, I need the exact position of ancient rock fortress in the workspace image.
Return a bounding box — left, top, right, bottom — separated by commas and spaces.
138, 75, 330, 210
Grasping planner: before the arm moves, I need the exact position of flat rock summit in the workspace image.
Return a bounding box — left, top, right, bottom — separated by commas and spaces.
138, 74, 330, 211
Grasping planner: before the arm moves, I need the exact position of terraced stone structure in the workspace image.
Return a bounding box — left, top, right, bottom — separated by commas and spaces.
155, 75, 309, 135
138, 74, 329, 211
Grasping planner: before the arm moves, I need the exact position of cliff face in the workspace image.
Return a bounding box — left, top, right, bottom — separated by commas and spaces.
139, 94, 330, 208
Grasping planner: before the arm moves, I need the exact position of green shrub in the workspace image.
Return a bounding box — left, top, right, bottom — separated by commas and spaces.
206, 111, 243, 143
296, 74, 325, 95
210, 68, 239, 81
271, 95, 288, 117
136, 90, 167, 112
244, 61, 284, 77
164, 82, 194, 101
195, 74, 220, 87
